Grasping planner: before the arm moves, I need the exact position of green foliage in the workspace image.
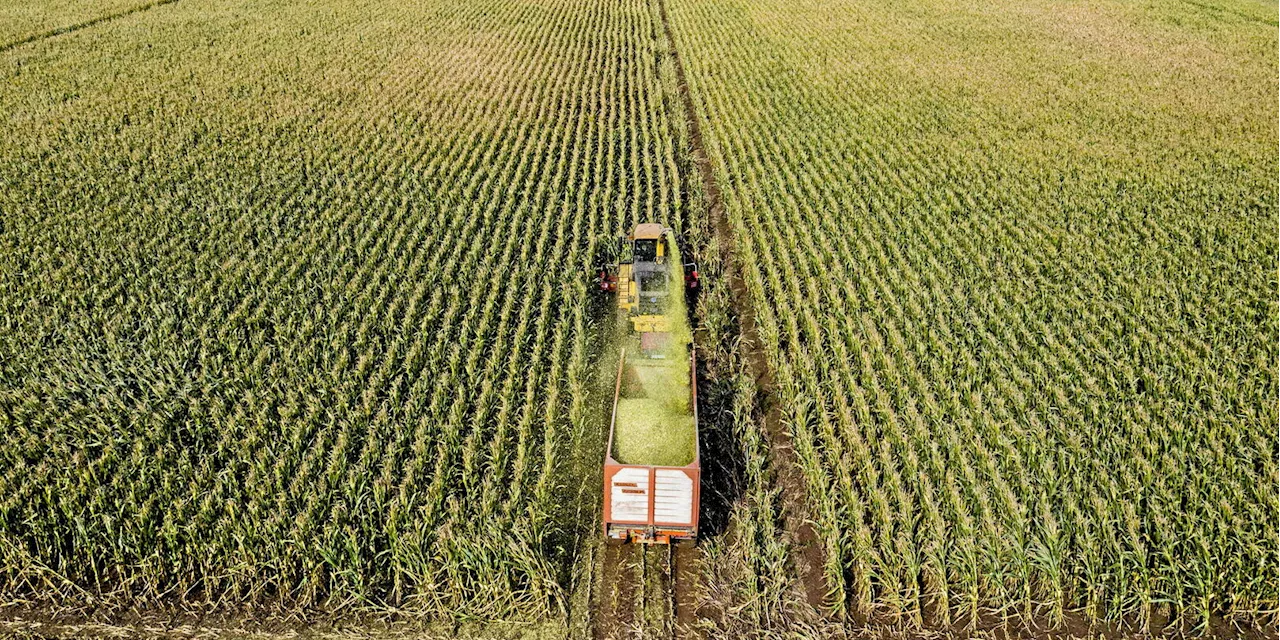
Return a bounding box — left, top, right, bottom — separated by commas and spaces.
665, 0, 1278, 630
0, 0, 686, 621
0, 0, 1275, 633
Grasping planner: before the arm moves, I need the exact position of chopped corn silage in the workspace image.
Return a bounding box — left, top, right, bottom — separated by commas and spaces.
612, 396, 695, 466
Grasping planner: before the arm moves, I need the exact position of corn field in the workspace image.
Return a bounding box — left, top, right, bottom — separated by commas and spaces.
666, 0, 1278, 631
0, 0, 144, 48
0, 0, 1275, 635
0, 0, 688, 620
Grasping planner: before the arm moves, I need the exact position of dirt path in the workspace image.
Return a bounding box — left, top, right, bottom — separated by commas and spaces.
652, 0, 828, 612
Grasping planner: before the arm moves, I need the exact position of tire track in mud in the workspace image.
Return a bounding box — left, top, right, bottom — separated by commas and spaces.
0, 0, 181, 54
594, 543, 637, 640
653, 0, 829, 613
594, 543, 696, 640
671, 543, 699, 633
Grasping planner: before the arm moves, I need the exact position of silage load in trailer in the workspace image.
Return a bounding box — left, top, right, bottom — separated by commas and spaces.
611, 353, 696, 467
603, 347, 700, 544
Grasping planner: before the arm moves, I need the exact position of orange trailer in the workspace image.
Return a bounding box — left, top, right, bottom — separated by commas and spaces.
603, 348, 700, 544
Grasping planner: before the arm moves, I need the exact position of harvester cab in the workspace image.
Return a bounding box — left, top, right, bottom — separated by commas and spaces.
595, 224, 698, 356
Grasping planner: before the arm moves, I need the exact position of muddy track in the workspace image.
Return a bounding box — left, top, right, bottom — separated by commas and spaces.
653, 0, 829, 612
593, 544, 699, 640
671, 544, 699, 633
594, 543, 636, 640
0, 0, 182, 53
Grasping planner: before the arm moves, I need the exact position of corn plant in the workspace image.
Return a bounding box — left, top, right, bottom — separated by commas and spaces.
0, 0, 688, 623
663, 0, 1278, 632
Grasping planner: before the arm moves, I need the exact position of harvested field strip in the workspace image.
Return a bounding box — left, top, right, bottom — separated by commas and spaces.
653, 0, 828, 611
594, 543, 639, 639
